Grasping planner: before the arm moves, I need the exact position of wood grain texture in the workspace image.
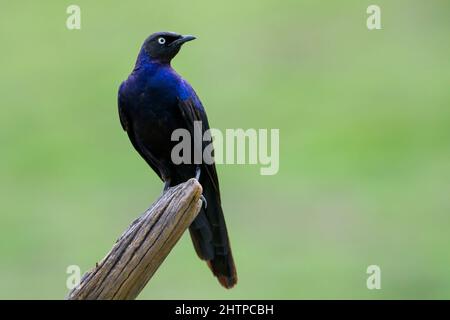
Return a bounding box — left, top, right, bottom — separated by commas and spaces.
67, 178, 203, 300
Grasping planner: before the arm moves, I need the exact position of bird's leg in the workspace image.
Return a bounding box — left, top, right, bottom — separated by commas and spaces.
195, 165, 201, 181
194, 166, 207, 209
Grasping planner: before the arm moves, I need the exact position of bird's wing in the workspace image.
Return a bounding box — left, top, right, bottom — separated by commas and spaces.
177, 96, 221, 199
118, 82, 163, 180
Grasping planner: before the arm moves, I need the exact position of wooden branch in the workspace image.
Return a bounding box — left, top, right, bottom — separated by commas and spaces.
67, 178, 203, 300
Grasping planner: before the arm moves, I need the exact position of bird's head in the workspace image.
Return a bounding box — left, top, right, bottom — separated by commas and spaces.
142, 31, 196, 64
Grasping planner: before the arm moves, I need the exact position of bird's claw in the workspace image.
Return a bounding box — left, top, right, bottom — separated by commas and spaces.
200, 194, 207, 209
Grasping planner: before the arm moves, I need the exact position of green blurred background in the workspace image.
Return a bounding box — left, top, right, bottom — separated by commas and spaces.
0, 0, 449, 299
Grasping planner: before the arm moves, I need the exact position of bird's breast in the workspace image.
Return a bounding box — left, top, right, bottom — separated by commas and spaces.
122, 75, 187, 156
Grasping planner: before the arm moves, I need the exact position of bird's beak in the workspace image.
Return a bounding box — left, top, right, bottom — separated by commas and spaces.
170, 35, 196, 47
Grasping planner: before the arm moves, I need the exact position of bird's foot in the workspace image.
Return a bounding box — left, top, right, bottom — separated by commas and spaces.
195, 167, 206, 209
162, 180, 171, 195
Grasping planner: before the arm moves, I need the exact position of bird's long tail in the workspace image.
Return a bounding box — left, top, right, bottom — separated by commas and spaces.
188, 185, 237, 288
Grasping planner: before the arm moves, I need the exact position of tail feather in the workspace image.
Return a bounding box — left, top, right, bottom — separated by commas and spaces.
189, 213, 214, 260
207, 248, 237, 289
188, 187, 237, 289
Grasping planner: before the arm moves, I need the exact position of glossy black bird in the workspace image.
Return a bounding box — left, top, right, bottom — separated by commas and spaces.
118, 32, 237, 288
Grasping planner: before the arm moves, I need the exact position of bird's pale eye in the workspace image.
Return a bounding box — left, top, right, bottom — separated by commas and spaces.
158, 37, 166, 45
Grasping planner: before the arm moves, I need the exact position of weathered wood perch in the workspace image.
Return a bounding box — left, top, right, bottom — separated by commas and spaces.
67, 178, 202, 300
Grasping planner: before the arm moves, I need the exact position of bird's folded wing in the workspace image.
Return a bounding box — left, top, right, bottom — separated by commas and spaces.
177, 97, 221, 201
